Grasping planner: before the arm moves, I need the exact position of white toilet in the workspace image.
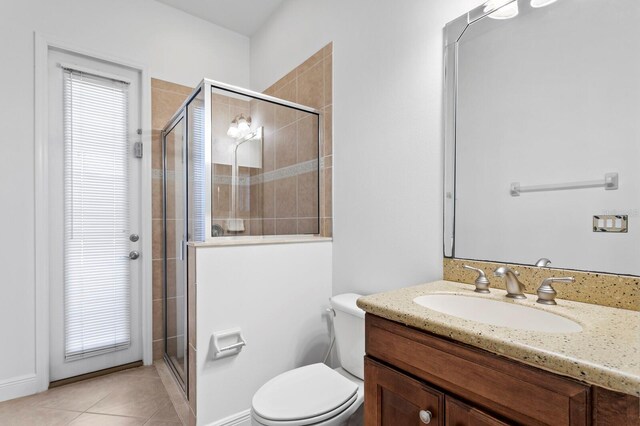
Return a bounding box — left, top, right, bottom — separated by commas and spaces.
251, 293, 365, 426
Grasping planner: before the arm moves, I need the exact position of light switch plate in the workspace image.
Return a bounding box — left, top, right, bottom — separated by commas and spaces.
593, 215, 628, 233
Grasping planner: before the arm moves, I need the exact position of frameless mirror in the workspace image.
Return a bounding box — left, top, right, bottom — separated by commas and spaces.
444, 0, 639, 275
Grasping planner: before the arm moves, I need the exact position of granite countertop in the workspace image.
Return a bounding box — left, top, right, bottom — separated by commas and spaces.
356, 280, 640, 397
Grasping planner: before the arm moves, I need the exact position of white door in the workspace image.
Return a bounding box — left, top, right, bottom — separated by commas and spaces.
48, 48, 143, 381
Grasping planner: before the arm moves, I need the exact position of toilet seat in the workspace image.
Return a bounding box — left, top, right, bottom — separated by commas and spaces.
251, 363, 359, 426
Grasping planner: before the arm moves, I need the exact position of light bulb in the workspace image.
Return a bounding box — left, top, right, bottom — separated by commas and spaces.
238, 120, 250, 134
227, 121, 239, 138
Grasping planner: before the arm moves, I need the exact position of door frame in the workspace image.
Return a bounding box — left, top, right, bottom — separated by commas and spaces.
34, 32, 153, 392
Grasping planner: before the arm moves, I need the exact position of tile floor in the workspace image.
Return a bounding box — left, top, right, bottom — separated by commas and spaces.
0, 365, 184, 426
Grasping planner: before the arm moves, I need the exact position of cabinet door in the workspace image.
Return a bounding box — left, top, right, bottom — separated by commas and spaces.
445, 397, 510, 426
365, 357, 444, 425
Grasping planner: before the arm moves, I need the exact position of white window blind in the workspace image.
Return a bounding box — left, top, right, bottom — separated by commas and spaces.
189, 100, 206, 242
63, 68, 131, 360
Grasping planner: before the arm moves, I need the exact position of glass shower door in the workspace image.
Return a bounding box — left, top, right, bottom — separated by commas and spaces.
163, 114, 187, 387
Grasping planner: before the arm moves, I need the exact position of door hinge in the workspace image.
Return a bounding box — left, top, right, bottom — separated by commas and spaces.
134, 141, 143, 158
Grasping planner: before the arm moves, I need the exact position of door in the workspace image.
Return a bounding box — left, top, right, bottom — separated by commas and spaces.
364, 357, 444, 425
48, 48, 143, 381
162, 114, 188, 386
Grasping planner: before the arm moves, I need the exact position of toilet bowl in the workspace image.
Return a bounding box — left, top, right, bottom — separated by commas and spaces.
251, 294, 365, 426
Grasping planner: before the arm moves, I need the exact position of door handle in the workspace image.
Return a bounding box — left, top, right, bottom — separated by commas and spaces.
128, 251, 140, 260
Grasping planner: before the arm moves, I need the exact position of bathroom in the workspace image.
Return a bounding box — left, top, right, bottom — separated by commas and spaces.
0, 0, 638, 425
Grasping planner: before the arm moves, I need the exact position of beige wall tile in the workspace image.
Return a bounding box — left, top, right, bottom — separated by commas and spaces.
152, 78, 193, 96
276, 219, 298, 234
212, 183, 231, 218
275, 124, 298, 169
152, 260, 163, 301
152, 130, 162, 170
297, 49, 325, 76
298, 171, 319, 218
275, 176, 297, 218
152, 90, 189, 130
263, 219, 276, 235
322, 218, 333, 237
297, 62, 324, 110
250, 183, 263, 218
153, 340, 163, 360
152, 178, 163, 220
263, 132, 276, 172
298, 218, 320, 234
323, 167, 333, 219
322, 107, 332, 157
263, 181, 275, 219
297, 115, 319, 163
274, 83, 297, 129
152, 299, 163, 341
321, 42, 333, 58
323, 55, 332, 107
152, 219, 163, 260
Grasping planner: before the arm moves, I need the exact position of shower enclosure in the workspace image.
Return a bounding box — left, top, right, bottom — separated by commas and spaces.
160, 80, 321, 389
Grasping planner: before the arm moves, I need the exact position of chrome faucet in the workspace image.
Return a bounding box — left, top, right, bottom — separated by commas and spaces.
493, 266, 526, 299
535, 258, 552, 267
463, 265, 490, 293
536, 277, 575, 305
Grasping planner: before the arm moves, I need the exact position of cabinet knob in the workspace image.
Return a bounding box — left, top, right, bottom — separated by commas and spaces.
419, 410, 432, 424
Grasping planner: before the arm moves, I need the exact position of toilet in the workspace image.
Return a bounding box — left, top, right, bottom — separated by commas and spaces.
251, 293, 365, 426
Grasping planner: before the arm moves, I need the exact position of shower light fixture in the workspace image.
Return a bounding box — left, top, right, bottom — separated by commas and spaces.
530, 0, 557, 7
227, 114, 252, 139
484, 0, 519, 19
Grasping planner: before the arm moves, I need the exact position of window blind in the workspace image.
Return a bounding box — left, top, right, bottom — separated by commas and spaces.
63, 68, 131, 360
189, 101, 206, 242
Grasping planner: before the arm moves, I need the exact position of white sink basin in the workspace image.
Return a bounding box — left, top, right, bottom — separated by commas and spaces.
413, 294, 582, 333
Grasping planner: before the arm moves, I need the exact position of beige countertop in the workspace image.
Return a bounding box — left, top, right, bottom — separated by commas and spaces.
357, 280, 640, 397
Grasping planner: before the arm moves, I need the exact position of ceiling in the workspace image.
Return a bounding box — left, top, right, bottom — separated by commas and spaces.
155, 0, 285, 36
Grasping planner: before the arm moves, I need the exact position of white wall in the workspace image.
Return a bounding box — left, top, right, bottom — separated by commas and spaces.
250, 0, 485, 296
0, 0, 249, 401
195, 241, 332, 425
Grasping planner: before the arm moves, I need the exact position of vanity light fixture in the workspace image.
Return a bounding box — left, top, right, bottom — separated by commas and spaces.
484, 0, 519, 20
530, 0, 558, 7
227, 113, 252, 139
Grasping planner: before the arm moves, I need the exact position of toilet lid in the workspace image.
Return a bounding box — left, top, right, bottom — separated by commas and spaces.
252, 363, 358, 422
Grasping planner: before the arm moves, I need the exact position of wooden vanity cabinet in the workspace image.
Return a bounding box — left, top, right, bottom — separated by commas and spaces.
364, 314, 639, 426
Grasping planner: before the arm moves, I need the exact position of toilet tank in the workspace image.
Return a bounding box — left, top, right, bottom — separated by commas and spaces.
330, 293, 365, 380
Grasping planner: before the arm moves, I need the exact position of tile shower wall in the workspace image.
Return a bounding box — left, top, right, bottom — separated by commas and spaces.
261, 42, 333, 236
152, 79, 192, 360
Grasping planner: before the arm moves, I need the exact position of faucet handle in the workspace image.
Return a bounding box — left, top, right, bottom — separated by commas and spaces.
535, 258, 552, 267
493, 266, 519, 277
463, 265, 490, 294
536, 277, 575, 305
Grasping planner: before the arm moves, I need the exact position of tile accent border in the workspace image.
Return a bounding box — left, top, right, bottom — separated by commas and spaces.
443, 258, 639, 311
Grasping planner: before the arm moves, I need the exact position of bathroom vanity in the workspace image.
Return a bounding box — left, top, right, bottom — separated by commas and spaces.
358, 282, 640, 425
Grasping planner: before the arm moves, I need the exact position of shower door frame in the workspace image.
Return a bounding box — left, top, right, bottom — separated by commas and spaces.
163, 79, 321, 245
157, 79, 322, 391
162, 110, 189, 391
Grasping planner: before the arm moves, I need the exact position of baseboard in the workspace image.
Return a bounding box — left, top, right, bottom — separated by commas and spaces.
206, 409, 251, 426
0, 374, 39, 403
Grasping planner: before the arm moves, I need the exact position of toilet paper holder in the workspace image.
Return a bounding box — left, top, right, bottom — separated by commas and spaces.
211, 327, 247, 360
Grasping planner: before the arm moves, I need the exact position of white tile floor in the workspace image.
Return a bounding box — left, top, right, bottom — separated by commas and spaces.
0, 365, 183, 425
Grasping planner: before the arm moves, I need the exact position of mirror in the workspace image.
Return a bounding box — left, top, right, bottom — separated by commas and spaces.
444, 0, 639, 276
